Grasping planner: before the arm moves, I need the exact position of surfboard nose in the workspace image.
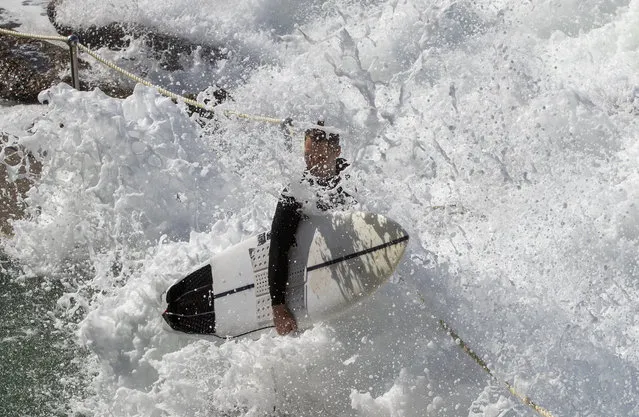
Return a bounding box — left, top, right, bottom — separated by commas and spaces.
349, 212, 409, 290
303, 212, 409, 318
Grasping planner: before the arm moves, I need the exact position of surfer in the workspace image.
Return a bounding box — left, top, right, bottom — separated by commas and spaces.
269, 120, 356, 335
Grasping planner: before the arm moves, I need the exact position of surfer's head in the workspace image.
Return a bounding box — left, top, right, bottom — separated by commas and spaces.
304, 120, 340, 146
304, 120, 341, 179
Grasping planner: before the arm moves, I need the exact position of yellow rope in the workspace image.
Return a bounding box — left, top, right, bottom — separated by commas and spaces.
439, 320, 557, 417
77, 44, 197, 103
399, 272, 557, 417
0, 27, 67, 42
77, 44, 290, 126
0, 27, 375, 144
1, 27, 289, 127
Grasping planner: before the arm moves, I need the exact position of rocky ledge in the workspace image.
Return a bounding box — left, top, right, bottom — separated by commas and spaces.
0, 133, 42, 236
0, 0, 227, 105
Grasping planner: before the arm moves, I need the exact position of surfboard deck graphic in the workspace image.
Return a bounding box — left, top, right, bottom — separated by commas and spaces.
163, 211, 409, 338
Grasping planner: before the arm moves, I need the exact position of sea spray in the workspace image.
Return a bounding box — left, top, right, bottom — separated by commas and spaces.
1, 0, 638, 416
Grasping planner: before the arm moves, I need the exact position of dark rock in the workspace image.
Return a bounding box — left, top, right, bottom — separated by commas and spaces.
0, 133, 42, 236
0, 32, 69, 104
0, 8, 20, 31
0, 31, 134, 103
47, 0, 225, 71
47, 0, 131, 49
1, 1, 231, 114
183, 88, 233, 127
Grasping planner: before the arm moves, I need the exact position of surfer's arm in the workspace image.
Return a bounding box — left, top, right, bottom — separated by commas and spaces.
268, 194, 302, 306
268, 194, 302, 335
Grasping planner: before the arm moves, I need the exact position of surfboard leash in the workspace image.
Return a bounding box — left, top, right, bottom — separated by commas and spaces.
438, 319, 556, 417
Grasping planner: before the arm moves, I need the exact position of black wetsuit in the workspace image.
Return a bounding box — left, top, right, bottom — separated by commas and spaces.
268, 158, 354, 306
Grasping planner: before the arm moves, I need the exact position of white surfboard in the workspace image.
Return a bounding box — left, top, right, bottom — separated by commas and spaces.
163, 211, 409, 338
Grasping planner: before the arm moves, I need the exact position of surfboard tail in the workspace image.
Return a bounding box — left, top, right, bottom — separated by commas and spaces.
166, 264, 213, 304
163, 264, 217, 334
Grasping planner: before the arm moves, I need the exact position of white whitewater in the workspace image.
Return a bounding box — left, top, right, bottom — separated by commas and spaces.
1, 0, 638, 416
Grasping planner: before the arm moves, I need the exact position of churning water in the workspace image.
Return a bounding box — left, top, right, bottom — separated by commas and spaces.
1, 1, 638, 416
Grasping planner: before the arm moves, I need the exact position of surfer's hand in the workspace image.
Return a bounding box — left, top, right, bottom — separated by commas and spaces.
272, 304, 297, 335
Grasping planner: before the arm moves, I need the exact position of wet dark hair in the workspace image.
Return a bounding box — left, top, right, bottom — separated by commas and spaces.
305, 120, 340, 146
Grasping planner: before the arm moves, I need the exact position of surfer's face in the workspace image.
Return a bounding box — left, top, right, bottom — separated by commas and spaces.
304, 137, 341, 179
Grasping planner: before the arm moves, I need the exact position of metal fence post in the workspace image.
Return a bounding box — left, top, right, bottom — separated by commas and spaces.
67, 34, 80, 90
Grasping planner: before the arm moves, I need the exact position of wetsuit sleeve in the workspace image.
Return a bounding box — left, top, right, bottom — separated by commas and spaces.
268, 194, 302, 306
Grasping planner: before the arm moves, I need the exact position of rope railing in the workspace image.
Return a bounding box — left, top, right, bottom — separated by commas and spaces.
0, 26, 66, 42
0, 26, 307, 134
